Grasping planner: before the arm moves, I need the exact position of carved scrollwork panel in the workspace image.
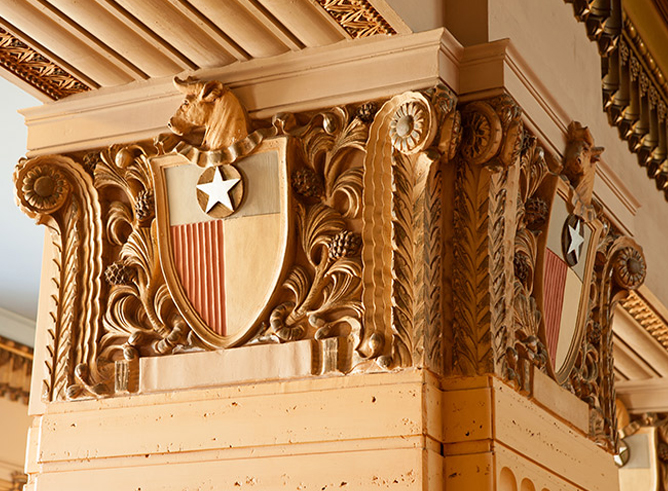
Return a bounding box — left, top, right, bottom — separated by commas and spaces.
14, 155, 107, 400
450, 95, 523, 376
361, 86, 459, 372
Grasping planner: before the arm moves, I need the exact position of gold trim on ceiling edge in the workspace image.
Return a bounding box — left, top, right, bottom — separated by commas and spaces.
0, 335, 32, 405
621, 291, 668, 350
566, 0, 668, 201
0, 27, 90, 100
316, 0, 397, 38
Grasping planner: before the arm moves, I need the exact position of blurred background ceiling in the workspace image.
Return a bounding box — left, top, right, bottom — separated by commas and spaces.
0, 76, 40, 347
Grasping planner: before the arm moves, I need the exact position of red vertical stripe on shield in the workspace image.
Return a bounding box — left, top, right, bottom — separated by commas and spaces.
171, 220, 226, 335
543, 249, 568, 364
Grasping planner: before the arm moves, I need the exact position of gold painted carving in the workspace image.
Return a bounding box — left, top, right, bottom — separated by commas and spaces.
451, 95, 523, 376
622, 291, 668, 350
15, 78, 461, 396
15, 154, 109, 399
169, 78, 250, 151
0, 336, 32, 404
266, 105, 366, 355
563, 122, 604, 220
0, 27, 90, 100
448, 93, 646, 450
361, 86, 459, 371
316, 0, 396, 38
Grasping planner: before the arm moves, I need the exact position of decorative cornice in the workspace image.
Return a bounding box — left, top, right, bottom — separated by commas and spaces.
0, 335, 32, 404
0, 27, 90, 100
566, 0, 668, 201
621, 291, 668, 350
315, 0, 396, 38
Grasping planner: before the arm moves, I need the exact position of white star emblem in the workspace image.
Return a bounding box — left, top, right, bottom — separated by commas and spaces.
196, 168, 240, 213
567, 219, 585, 263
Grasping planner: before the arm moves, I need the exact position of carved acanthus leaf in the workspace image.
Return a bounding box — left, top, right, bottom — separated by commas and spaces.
451, 95, 523, 376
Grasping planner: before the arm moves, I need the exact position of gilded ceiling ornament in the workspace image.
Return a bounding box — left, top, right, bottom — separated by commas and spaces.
0, 27, 91, 100
315, 0, 396, 38
621, 291, 668, 350
569, 4, 668, 202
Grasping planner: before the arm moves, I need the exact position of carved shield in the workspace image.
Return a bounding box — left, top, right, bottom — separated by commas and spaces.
151, 137, 292, 348
535, 178, 603, 382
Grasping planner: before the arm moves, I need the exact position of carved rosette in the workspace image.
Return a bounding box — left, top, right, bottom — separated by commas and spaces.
450, 95, 524, 376
361, 86, 460, 371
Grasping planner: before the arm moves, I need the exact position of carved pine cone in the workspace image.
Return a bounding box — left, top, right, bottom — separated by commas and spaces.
329, 230, 361, 260
105, 262, 135, 286
83, 152, 101, 174
525, 198, 548, 230
514, 253, 531, 284
291, 168, 323, 198
357, 102, 378, 123
659, 443, 668, 462
135, 190, 154, 221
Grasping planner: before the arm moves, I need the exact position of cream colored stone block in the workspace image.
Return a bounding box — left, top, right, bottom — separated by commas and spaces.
444, 451, 494, 490
140, 340, 316, 393
34, 447, 427, 491
39, 372, 428, 464
492, 379, 618, 491
442, 386, 493, 443
495, 444, 583, 491
530, 368, 589, 433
